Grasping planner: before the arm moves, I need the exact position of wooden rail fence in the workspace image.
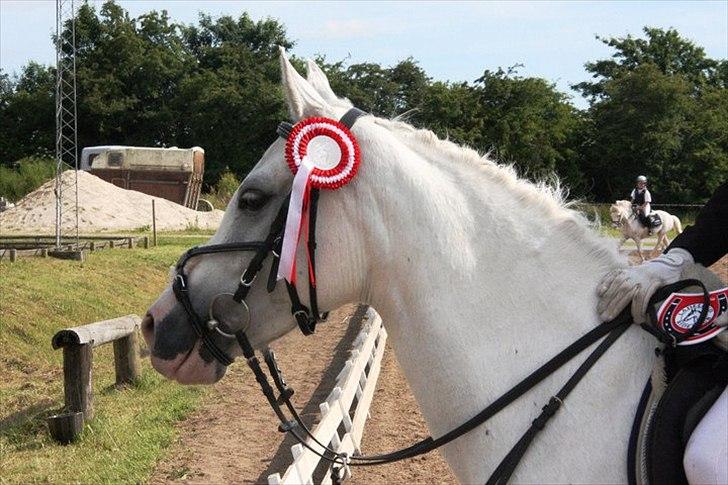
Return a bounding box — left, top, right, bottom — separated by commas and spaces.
268, 307, 387, 485
0, 235, 150, 262
47, 314, 142, 444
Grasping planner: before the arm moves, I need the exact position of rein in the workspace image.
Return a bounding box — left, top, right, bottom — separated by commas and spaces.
171, 107, 641, 483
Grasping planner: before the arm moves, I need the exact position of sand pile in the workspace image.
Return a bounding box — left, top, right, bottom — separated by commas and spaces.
0, 171, 225, 233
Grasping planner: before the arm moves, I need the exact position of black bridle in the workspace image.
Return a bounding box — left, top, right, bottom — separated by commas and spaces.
168, 107, 669, 483
172, 108, 369, 367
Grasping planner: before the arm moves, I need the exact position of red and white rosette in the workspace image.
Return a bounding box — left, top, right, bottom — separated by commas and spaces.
277, 117, 361, 283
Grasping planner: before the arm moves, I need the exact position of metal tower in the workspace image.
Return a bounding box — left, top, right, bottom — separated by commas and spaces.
54, 0, 79, 249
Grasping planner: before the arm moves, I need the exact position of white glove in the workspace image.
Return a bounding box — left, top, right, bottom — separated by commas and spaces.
597, 248, 694, 323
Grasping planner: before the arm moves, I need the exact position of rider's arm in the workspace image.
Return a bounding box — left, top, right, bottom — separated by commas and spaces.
666, 182, 728, 267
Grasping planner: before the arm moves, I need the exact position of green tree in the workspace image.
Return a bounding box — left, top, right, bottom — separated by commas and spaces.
574, 27, 726, 101
678, 87, 728, 200
0, 1, 294, 186
175, 13, 292, 182
317, 57, 430, 117
586, 64, 694, 200
577, 27, 727, 202
470, 67, 583, 185
73, 2, 193, 148
0, 63, 55, 164
418, 80, 484, 147
411, 68, 584, 191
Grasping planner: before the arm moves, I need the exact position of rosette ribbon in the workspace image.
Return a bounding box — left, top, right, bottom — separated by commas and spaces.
277, 117, 361, 284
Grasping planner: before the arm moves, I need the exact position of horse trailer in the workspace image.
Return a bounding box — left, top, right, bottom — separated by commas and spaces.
80, 146, 205, 209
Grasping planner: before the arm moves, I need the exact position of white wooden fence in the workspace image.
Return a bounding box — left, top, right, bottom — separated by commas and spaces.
268, 307, 387, 485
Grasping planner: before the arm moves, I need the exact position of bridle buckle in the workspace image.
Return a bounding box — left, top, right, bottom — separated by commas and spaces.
240, 273, 257, 287
272, 236, 282, 258
293, 309, 309, 321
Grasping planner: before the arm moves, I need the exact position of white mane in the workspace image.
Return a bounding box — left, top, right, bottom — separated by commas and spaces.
372, 116, 622, 269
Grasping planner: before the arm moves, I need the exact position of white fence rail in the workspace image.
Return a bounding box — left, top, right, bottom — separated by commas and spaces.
268, 307, 387, 485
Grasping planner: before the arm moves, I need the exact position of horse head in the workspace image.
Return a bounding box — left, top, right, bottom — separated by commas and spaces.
142, 50, 390, 384
609, 200, 632, 227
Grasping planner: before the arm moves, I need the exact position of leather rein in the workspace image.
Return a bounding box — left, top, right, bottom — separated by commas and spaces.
171, 107, 638, 483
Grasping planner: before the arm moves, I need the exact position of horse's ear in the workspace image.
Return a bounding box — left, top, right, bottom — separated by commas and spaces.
279, 47, 331, 121
306, 59, 352, 108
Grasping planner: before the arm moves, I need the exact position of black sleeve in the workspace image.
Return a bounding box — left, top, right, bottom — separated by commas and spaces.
666, 182, 728, 267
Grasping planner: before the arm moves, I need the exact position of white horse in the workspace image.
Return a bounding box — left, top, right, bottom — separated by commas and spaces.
143, 51, 667, 483
610, 200, 683, 262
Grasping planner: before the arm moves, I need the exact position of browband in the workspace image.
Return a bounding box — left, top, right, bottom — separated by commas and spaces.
277, 107, 367, 139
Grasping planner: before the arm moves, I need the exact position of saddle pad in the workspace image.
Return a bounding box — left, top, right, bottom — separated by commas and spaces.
628, 345, 728, 485
649, 214, 662, 226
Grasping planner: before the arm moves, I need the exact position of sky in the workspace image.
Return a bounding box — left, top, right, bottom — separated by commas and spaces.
1, 0, 726, 109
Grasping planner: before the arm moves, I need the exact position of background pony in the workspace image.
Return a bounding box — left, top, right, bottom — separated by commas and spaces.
610, 199, 683, 262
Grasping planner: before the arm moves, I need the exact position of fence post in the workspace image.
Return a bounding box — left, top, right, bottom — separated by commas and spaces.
127, 237, 133, 249
152, 199, 157, 247
113, 331, 141, 385
63, 343, 93, 420
47, 411, 84, 444
142, 236, 149, 249
89, 241, 95, 252
109, 240, 115, 249
9, 248, 17, 262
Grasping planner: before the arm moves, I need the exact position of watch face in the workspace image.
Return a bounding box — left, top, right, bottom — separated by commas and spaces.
674, 303, 715, 331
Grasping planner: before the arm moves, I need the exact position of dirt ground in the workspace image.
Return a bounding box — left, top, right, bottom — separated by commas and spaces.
627, 251, 728, 282
150, 304, 455, 484
352, 346, 456, 485
151, 256, 726, 485
712, 255, 728, 282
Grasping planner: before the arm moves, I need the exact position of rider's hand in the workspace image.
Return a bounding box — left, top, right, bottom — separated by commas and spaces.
597, 248, 694, 323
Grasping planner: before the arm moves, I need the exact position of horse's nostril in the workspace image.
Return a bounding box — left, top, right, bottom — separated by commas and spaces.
141, 314, 155, 341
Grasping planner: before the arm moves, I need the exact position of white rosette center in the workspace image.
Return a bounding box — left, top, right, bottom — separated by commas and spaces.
307, 135, 342, 170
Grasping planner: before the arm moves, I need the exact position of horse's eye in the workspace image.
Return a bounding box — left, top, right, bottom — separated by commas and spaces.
238, 189, 270, 212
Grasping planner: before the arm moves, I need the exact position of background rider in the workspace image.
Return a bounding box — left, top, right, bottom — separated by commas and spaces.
630, 175, 653, 233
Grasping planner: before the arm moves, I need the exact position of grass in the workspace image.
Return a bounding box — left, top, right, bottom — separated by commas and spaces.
0, 157, 56, 203
0, 234, 211, 484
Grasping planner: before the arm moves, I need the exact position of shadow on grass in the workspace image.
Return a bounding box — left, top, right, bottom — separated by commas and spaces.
0, 399, 60, 450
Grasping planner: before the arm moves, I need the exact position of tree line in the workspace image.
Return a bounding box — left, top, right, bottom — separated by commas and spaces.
1, 1, 726, 203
